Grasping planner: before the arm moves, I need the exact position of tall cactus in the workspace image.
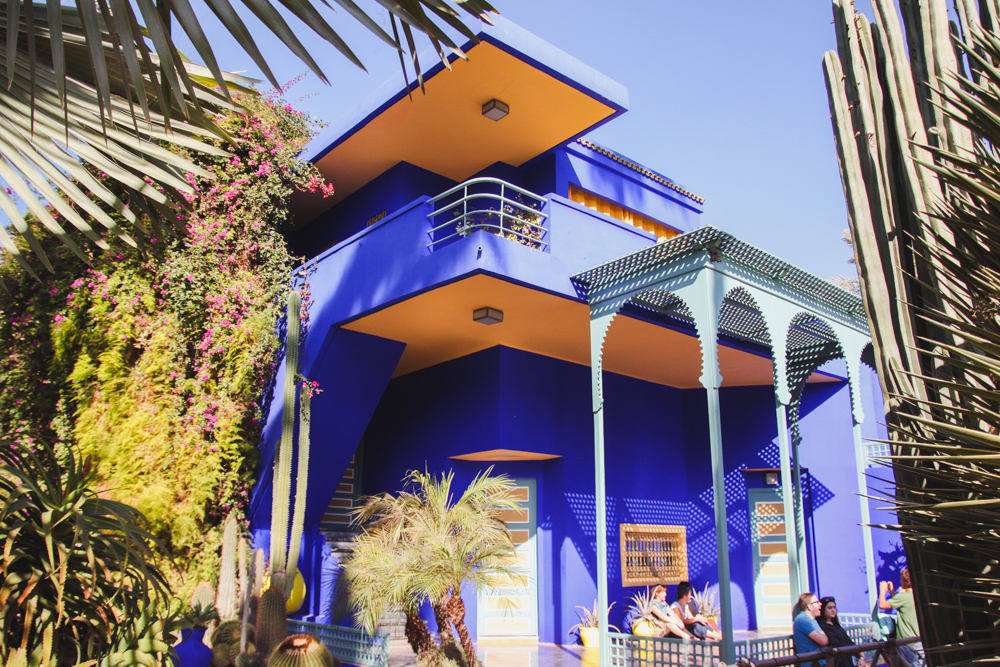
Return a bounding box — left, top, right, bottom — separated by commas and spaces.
284, 388, 311, 598
267, 289, 316, 601
269, 290, 301, 595
256, 587, 288, 657
217, 513, 240, 621
825, 1, 1000, 662
253, 548, 266, 600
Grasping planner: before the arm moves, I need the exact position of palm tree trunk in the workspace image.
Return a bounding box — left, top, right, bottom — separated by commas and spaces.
404, 612, 435, 655
433, 595, 454, 643
446, 594, 477, 667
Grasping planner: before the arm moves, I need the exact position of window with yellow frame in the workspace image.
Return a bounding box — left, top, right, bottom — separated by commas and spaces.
619, 523, 688, 587
569, 185, 679, 241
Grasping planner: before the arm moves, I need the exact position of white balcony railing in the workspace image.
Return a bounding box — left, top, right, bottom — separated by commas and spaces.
427, 178, 548, 250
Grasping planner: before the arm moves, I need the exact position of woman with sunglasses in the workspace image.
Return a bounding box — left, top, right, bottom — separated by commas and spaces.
817, 596, 868, 667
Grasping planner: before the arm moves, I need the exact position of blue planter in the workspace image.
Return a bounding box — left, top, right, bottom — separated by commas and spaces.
174, 628, 213, 667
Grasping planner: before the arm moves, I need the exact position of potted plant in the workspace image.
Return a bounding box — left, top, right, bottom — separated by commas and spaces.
692, 584, 720, 632
175, 602, 220, 667
568, 600, 619, 647
626, 588, 658, 637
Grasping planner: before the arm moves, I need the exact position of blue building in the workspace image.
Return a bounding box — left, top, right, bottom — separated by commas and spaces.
249, 18, 898, 663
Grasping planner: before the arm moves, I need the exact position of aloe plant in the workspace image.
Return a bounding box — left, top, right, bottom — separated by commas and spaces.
825, 1, 1000, 663
0, 440, 170, 665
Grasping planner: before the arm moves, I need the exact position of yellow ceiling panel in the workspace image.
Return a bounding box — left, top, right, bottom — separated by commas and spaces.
341, 275, 840, 389
295, 42, 616, 221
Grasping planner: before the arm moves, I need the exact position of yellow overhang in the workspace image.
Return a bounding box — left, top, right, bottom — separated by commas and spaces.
293, 41, 618, 222
341, 275, 842, 389
449, 449, 562, 461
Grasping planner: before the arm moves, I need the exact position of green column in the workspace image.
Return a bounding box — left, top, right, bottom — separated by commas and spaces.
590, 314, 615, 667
790, 425, 808, 594
696, 270, 735, 665
775, 400, 801, 602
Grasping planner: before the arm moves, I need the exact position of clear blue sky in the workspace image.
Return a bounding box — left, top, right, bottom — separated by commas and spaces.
198, 0, 875, 281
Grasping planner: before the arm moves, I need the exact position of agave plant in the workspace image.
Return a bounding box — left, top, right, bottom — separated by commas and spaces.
568, 600, 619, 634
626, 588, 657, 631
0, 440, 170, 665
692, 584, 719, 619
825, 1, 1000, 663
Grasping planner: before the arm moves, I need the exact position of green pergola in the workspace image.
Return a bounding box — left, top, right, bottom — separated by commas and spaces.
572, 225, 875, 665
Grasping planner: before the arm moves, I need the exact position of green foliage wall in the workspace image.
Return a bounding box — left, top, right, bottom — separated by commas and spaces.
0, 90, 329, 597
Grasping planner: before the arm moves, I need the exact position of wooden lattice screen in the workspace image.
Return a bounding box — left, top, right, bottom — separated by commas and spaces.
619, 524, 688, 587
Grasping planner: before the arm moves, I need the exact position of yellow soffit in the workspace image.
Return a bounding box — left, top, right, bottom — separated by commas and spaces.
341, 274, 842, 389
450, 449, 562, 461
294, 41, 616, 221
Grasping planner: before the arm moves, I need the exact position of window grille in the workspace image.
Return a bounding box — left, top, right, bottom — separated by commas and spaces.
619, 524, 687, 587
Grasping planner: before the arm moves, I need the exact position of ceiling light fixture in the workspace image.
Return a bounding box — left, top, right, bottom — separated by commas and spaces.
473, 307, 504, 325
482, 99, 509, 121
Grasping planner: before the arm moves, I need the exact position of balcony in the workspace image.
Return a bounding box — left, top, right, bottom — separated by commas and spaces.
427, 178, 549, 252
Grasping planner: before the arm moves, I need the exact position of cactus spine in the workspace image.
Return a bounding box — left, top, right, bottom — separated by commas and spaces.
240, 539, 252, 653
253, 548, 266, 599
192, 581, 216, 613
270, 289, 301, 594
268, 635, 338, 667
284, 388, 311, 597
217, 513, 240, 621
256, 587, 288, 657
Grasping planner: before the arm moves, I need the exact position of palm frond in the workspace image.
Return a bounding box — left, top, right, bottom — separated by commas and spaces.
0, 0, 497, 272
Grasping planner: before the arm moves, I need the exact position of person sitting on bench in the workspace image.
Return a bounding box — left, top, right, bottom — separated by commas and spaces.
670, 582, 722, 641
651, 585, 694, 639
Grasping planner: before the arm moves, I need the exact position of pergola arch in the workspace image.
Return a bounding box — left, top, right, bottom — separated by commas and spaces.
574, 226, 873, 666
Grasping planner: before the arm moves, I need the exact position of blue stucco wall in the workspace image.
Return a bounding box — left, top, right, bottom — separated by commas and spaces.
354, 345, 875, 643
293, 162, 455, 258
293, 140, 702, 263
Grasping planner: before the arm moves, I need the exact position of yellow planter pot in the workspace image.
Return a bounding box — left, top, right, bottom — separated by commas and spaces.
631, 620, 656, 637
286, 571, 307, 614
579, 627, 600, 647
261, 571, 307, 614
631, 620, 655, 661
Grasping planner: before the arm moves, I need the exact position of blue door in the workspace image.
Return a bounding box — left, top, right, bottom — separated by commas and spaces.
477, 478, 537, 637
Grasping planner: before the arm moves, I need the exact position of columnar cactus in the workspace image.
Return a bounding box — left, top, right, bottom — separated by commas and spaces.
270, 290, 301, 595
284, 388, 311, 597
266, 288, 316, 599
217, 513, 240, 621
255, 587, 288, 657
824, 0, 1000, 660
192, 581, 216, 613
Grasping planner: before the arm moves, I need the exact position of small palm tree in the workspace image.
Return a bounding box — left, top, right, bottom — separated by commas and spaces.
343, 468, 524, 667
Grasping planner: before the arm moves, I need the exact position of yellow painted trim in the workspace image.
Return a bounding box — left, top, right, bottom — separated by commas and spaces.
449, 448, 562, 461
295, 42, 616, 222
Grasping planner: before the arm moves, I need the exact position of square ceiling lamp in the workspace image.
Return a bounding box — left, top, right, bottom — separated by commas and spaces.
473, 307, 503, 325
482, 99, 509, 121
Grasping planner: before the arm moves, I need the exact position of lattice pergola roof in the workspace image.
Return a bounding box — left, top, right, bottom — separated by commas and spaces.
572, 225, 868, 350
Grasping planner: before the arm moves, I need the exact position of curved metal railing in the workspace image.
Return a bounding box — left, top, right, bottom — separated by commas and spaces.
427, 177, 548, 250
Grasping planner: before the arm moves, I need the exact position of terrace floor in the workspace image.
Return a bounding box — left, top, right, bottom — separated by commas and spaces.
386, 632, 793, 667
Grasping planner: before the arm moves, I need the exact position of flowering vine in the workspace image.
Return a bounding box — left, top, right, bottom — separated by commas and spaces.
0, 88, 330, 595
